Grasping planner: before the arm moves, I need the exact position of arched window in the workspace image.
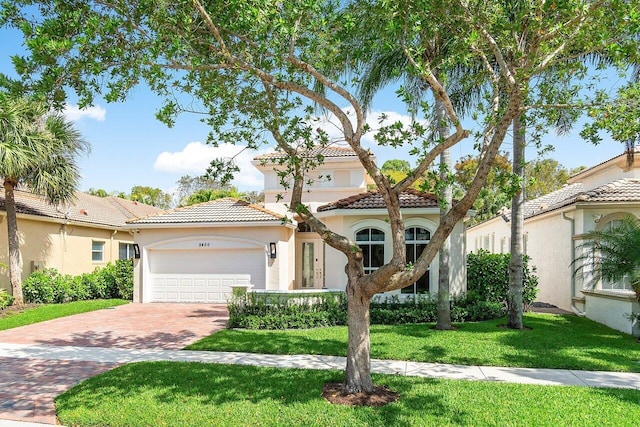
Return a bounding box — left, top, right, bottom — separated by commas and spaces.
355, 228, 385, 274
402, 226, 431, 294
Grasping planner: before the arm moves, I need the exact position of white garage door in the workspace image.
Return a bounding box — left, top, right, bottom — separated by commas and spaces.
148, 248, 265, 303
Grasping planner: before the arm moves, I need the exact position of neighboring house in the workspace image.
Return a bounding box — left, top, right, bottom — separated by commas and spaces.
0, 189, 163, 293
127, 146, 468, 303
467, 149, 640, 335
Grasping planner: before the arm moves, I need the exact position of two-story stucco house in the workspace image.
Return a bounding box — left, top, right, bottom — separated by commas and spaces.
128, 146, 468, 303
467, 149, 640, 335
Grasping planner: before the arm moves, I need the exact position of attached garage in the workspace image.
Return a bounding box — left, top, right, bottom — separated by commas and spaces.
147, 247, 265, 303
126, 198, 296, 304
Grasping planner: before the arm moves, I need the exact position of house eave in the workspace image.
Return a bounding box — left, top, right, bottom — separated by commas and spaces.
1, 210, 125, 231
315, 207, 441, 218
123, 220, 295, 229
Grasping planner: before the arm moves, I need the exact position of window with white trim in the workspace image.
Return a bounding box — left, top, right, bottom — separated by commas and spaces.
92, 241, 105, 262
600, 219, 632, 291
119, 243, 136, 260
402, 227, 431, 294
355, 228, 385, 274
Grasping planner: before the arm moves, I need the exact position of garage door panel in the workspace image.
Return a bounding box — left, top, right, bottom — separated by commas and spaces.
150, 274, 255, 303
147, 247, 265, 303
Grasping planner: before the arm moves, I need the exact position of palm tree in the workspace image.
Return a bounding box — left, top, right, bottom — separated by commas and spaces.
357, 44, 485, 330
574, 215, 640, 304
0, 94, 88, 305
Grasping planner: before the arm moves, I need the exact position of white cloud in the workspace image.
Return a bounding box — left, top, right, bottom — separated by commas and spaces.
153, 142, 266, 190
63, 104, 107, 122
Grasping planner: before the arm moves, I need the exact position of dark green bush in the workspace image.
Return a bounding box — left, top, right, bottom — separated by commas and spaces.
228, 289, 507, 330
22, 261, 134, 304
23, 269, 66, 303
228, 291, 347, 329
467, 249, 539, 309
114, 260, 134, 300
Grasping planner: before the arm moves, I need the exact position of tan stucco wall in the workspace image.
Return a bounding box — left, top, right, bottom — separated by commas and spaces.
320, 212, 467, 296
131, 225, 295, 303
0, 213, 134, 293
468, 211, 577, 311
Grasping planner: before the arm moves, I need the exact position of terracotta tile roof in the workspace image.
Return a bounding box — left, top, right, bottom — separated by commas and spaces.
496, 178, 640, 222
573, 178, 640, 203
0, 189, 163, 227
317, 189, 439, 212
254, 145, 358, 160
520, 183, 585, 218
128, 198, 285, 224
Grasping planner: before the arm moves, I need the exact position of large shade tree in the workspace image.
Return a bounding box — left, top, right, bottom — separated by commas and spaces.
0, 93, 88, 305
2, 0, 637, 393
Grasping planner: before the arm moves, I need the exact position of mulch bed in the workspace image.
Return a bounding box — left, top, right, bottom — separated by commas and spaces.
322, 382, 399, 407
0, 303, 38, 319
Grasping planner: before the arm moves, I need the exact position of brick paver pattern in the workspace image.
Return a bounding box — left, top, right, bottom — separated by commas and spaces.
0, 303, 228, 424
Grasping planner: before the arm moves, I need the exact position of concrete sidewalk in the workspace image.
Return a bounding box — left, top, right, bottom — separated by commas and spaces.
2, 342, 640, 390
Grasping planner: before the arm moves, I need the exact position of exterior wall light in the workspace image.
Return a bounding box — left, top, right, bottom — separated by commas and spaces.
269, 242, 277, 259
133, 244, 141, 259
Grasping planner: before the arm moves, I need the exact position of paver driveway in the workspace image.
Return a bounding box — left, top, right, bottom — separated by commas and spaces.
0, 303, 228, 424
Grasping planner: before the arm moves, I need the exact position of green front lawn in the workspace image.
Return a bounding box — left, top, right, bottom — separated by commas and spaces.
0, 299, 129, 330
56, 362, 640, 427
186, 313, 640, 372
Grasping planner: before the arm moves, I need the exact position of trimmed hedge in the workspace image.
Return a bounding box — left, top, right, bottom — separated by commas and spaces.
227, 290, 506, 330
227, 291, 347, 329
22, 260, 134, 304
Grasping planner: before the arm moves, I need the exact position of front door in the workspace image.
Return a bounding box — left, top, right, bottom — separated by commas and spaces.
297, 239, 324, 288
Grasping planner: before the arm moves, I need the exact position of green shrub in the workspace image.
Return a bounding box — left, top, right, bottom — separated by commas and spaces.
0, 289, 13, 309
115, 259, 134, 300
23, 269, 63, 303
228, 291, 347, 329
228, 289, 507, 330
467, 249, 539, 309
22, 260, 134, 303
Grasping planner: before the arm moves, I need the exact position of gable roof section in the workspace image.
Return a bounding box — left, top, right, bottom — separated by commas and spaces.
492, 178, 640, 223
0, 189, 163, 228
317, 189, 439, 212
128, 198, 285, 225
253, 145, 359, 161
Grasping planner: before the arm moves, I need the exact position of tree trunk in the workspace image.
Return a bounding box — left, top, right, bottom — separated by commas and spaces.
507, 116, 524, 329
4, 179, 24, 305
344, 268, 373, 393
435, 98, 453, 330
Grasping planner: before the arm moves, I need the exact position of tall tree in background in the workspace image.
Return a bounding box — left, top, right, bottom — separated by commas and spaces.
525, 159, 575, 200
0, 93, 88, 305
454, 153, 512, 223
185, 187, 244, 205
3, 0, 636, 394
129, 186, 172, 209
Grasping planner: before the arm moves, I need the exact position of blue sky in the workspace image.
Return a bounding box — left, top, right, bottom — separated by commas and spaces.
0, 25, 628, 198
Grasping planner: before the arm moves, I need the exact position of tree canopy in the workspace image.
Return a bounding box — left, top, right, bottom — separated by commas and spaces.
2, 0, 638, 393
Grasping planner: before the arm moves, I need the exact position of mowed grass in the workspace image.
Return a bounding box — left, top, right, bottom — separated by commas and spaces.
186, 313, 640, 372
0, 299, 129, 330
56, 361, 640, 427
